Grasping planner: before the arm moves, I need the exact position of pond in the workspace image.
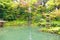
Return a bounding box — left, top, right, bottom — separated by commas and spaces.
0, 27, 60, 40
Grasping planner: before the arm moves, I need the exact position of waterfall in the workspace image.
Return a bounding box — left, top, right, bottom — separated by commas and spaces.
28, 7, 31, 13
45, 4, 48, 8
28, 0, 32, 39
42, 2, 44, 6
56, 7, 58, 11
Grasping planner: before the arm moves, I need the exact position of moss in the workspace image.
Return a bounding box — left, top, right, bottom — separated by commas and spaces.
4, 20, 27, 27
39, 27, 60, 35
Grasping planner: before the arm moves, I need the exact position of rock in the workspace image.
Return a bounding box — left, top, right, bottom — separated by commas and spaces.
0, 20, 6, 27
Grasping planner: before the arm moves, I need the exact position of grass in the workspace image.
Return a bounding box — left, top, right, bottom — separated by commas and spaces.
39, 27, 60, 35
4, 20, 27, 27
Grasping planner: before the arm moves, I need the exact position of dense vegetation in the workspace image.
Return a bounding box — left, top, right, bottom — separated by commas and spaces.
0, 0, 60, 34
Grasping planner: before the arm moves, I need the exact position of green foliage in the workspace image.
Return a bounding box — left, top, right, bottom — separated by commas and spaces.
0, 0, 60, 27
0, 0, 19, 21
36, 5, 46, 13
46, 0, 60, 11
45, 0, 55, 11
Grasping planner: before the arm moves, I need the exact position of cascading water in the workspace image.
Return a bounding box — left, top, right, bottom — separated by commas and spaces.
56, 7, 58, 11
28, 3, 32, 40
29, 7, 32, 40
42, 1, 44, 6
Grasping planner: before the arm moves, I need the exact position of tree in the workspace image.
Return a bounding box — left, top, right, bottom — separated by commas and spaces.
46, 0, 60, 10
0, 0, 20, 21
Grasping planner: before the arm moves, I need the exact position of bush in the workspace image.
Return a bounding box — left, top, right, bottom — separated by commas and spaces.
0, 0, 20, 21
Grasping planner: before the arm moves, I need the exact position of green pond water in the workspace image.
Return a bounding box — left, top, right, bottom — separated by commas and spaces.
0, 27, 60, 40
